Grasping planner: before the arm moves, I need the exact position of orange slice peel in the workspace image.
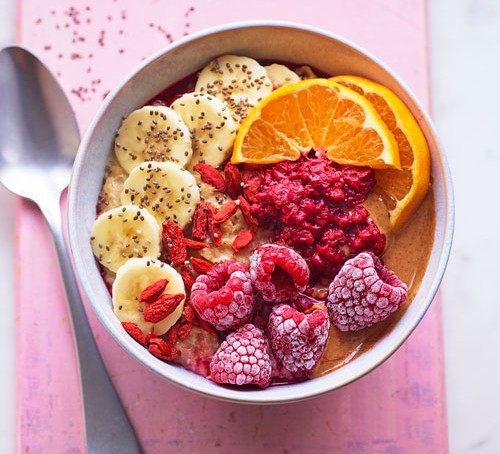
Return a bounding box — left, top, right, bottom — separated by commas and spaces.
332, 75, 430, 230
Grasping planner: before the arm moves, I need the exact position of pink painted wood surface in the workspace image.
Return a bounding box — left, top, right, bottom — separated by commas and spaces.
15, 0, 448, 452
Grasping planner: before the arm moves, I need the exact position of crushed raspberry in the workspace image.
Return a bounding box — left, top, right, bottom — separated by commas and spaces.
241, 165, 266, 203
210, 324, 272, 388
267, 304, 330, 379
249, 156, 385, 281
190, 260, 255, 331
249, 244, 309, 303
327, 252, 408, 331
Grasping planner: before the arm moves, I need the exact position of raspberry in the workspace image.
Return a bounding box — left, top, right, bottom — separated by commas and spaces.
267, 304, 330, 379
249, 156, 385, 281
190, 260, 255, 332
210, 324, 272, 388
326, 252, 408, 331
249, 244, 309, 303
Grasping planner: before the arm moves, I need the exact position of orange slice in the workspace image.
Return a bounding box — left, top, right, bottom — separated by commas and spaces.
231, 78, 400, 169
332, 75, 430, 230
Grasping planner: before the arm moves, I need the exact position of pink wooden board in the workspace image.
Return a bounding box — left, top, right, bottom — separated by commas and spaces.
15, 0, 448, 452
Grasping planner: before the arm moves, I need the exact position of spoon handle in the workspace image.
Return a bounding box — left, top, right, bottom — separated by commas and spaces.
40, 196, 142, 454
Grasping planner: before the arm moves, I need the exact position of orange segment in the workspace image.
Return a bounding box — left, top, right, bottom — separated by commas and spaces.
332, 75, 430, 230
231, 78, 400, 169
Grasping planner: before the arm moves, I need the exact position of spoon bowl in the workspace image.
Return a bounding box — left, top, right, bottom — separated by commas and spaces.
0, 46, 141, 453
0, 47, 78, 202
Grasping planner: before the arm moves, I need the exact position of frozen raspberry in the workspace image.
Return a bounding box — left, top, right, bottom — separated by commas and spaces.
270, 355, 299, 383
327, 252, 408, 331
191, 260, 255, 332
267, 304, 330, 379
249, 244, 309, 303
210, 324, 272, 388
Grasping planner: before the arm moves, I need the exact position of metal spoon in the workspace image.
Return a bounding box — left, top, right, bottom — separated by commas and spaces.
0, 46, 141, 453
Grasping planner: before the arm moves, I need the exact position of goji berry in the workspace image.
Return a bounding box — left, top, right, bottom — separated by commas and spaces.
195, 163, 226, 193
183, 238, 210, 249
180, 264, 196, 290
162, 220, 187, 266
190, 257, 214, 274
177, 322, 193, 341
121, 322, 147, 346
138, 278, 169, 304
224, 162, 242, 199
143, 293, 185, 323
205, 203, 222, 247
232, 229, 255, 252
182, 304, 198, 324
197, 317, 217, 336
213, 200, 239, 224
148, 337, 181, 361
167, 319, 181, 345
191, 203, 208, 241
238, 195, 259, 230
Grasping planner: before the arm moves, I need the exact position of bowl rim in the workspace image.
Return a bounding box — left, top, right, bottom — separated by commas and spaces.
68, 19, 455, 404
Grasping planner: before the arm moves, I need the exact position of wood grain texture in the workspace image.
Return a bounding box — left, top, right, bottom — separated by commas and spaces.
15, 0, 448, 452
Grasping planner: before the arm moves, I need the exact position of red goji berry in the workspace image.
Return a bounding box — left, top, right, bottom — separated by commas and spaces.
197, 317, 217, 336
143, 293, 185, 323
205, 203, 222, 247
167, 319, 181, 345
189, 257, 214, 274
182, 304, 198, 325
138, 278, 169, 304
232, 229, 255, 252
195, 163, 226, 193
180, 264, 196, 290
238, 195, 259, 230
191, 203, 208, 241
121, 322, 147, 346
213, 200, 238, 224
162, 220, 187, 267
177, 322, 193, 341
183, 238, 210, 249
224, 162, 242, 199
148, 337, 181, 361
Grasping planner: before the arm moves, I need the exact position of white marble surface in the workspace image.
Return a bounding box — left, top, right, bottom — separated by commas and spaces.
1, 1, 499, 452
0, 1, 17, 453
429, 1, 500, 452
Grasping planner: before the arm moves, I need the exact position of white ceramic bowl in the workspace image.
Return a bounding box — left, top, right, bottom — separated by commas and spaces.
68, 21, 454, 404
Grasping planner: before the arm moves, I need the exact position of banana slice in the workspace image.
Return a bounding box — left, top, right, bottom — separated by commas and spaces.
120, 161, 200, 229
171, 92, 237, 170
114, 105, 192, 173
90, 204, 161, 272
195, 55, 273, 122
295, 65, 317, 80
112, 258, 185, 335
265, 64, 300, 89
